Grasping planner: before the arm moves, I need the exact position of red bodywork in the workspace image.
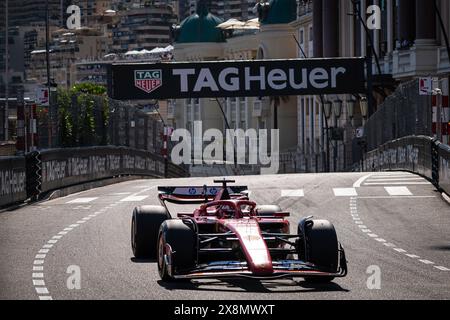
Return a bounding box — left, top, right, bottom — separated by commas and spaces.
157, 184, 346, 280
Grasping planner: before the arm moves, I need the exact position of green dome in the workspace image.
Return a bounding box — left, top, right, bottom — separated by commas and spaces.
176, 3, 225, 44
261, 0, 297, 25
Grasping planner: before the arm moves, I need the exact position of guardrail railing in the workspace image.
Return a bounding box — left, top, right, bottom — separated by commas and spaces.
363, 135, 450, 197
0, 146, 189, 208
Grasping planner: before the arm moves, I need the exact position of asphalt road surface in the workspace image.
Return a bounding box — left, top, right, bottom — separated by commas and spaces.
1, 172, 450, 300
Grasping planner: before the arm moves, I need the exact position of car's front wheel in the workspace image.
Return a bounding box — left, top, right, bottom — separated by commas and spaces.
131, 206, 169, 259
299, 219, 339, 283
157, 219, 196, 282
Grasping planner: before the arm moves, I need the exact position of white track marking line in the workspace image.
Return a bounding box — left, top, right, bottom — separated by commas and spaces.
369, 174, 416, 178
120, 195, 149, 202
32, 273, 44, 278
31, 195, 133, 301
357, 196, 436, 199
334, 188, 358, 197
367, 177, 426, 182
364, 182, 430, 185
352, 196, 450, 272
281, 189, 304, 197
353, 174, 373, 188
35, 287, 49, 295
435, 266, 450, 271
66, 197, 98, 204
383, 243, 396, 247
384, 187, 413, 196
33, 279, 45, 286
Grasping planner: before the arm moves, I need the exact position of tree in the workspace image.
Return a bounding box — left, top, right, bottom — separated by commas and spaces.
57, 89, 74, 147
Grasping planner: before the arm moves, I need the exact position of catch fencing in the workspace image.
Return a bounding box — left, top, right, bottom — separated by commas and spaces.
364, 80, 432, 151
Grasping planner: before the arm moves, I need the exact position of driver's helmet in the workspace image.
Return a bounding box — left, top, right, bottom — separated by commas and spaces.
218, 205, 235, 219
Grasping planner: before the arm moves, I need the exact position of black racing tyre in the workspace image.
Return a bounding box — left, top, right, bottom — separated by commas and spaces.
158, 219, 196, 281
256, 205, 282, 216
131, 205, 169, 259
301, 219, 339, 283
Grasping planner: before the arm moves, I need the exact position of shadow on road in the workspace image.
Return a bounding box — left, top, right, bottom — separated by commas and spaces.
429, 245, 450, 251
130, 257, 157, 263
157, 278, 349, 294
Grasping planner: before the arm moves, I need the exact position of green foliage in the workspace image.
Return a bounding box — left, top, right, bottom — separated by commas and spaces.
71, 83, 107, 96
77, 94, 96, 146
57, 89, 74, 147
56, 82, 109, 148
100, 97, 110, 145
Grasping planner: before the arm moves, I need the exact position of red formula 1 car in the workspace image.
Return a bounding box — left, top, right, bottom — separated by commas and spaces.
131, 179, 347, 283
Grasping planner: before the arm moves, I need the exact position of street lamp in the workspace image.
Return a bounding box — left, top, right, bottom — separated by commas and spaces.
323, 100, 332, 119
333, 99, 343, 119
346, 99, 356, 121
360, 96, 369, 119
331, 99, 343, 173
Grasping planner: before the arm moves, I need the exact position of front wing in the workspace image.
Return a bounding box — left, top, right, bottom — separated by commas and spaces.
169, 256, 348, 280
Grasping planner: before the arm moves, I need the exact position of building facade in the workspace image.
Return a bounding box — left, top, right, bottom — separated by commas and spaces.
110, 4, 177, 53
171, 0, 298, 174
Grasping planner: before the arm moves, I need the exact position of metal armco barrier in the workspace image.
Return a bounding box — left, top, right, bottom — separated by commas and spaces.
0, 147, 188, 208
0, 157, 27, 207
363, 135, 450, 196
438, 142, 450, 196
26, 151, 42, 200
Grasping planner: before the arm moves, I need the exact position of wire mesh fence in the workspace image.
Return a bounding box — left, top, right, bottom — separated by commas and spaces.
36, 94, 164, 157
364, 79, 432, 151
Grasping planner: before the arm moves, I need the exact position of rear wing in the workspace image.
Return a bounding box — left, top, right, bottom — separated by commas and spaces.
158, 186, 249, 205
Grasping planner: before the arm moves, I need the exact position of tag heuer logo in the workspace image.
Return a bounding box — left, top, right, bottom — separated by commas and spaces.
135, 70, 162, 93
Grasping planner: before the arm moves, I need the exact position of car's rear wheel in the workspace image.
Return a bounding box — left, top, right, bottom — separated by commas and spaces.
300, 219, 339, 283
158, 219, 196, 282
131, 205, 169, 259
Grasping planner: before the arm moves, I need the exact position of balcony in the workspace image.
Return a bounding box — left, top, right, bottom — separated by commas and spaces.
392, 42, 438, 79
438, 46, 450, 74
373, 53, 393, 75
298, 1, 313, 18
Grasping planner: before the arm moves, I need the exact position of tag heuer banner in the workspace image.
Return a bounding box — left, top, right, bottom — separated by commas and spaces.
108, 58, 367, 100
